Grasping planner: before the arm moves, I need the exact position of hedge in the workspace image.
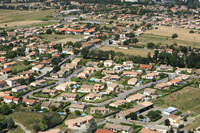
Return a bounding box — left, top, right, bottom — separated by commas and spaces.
152, 115, 162, 122
102, 111, 120, 118
97, 123, 106, 129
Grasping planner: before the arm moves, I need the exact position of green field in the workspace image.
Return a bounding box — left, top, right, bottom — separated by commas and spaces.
41, 34, 86, 43
153, 87, 200, 116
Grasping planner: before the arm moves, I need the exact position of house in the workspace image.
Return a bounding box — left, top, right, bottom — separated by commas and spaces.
104, 60, 114, 67
0, 91, 10, 98
41, 101, 61, 110
4, 96, 15, 104
5, 76, 22, 87
140, 64, 153, 70
95, 129, 114, 133
71, 58, 82, 65
38, 128, 61, 133
142, 73, 159, 79
164, 107, 177, 115
42, 89, 58, 95
84, 30, 96, 35
0, 80, 8, 89
22, 99, 37, 106
13, 98, 20, 104
176, 75, 190, 80
90, 107, 110, 114
168, 114, 180, 127
93, 84, 103, 92
128, 78, 138, 85
0, 57, 7, 62
79, 85, 94, 93
107, 83, 120, 93
138, 101, 154, 110
117, 107, 141, 119
109, 75, 120, 81
122, 71, 139, 77
154, 82, 172, 89
1, 67, 12, 74
86, 62, 100, 67
109, 99, 127, 108
85, 93, 103, 101
143, 88, 156, 96
83, 67, 96, 75
12, 85, 28, 93
123, 61, 134, 68
4, 61, 16, 68
102, 70, 115, 75
77, 71, 89, 79
169, 78, 182, 85
140, 128, 159, 133
32, 64, 44, 71
60, 93, 79, 100
65, 115, 93, 128
68, 104, 87, 112
113, 64, 124, 71
157, 65, 173, 71
126, 93, 145, 102
104, 123, 134, 133
30, 80, 46, 87
18, 71, 34, 77
55, 82, 76, 91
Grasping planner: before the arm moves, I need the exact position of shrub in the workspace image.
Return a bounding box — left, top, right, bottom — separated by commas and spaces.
172, 33, 178, 39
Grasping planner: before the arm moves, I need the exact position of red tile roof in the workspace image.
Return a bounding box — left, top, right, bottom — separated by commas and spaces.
95, 129, 115, 133
4, 96, 14, 99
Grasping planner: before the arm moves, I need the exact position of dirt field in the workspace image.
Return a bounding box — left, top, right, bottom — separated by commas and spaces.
0, 9, 56, 24
98, 46, 154, 57
144, 26, 200, 47
0, 20, 43, 28
153, 87, 200, 116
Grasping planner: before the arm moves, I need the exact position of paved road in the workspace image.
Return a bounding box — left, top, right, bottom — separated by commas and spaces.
15, 121, 31, 133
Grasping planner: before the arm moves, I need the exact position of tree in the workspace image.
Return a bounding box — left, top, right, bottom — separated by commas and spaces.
50, 105, 58, 111
172, 33, 178, 39
139, 114, 144, 119
152, 77, 156, 82
51, 57, 61, 66
53, 65, 61, 73
165, 119, 170, 126
147, 42, 155, 48
33, 124, 41, 133
7, 117, 15, 130
169, 126, 174, 133
189, 30, 195, 33
41, 113, 62, 129
46, 71, 50, 77
81, 48, 89, 58
0, 116, 7, 131
20, 78, 26, 85
179, 124, 184, 129
147, 110, 161, 120
75, 110, 81, 116
183, 116, 187, 121
87, 119, 97, 133
46, 29, 52, 34
129, 112, 137, 120
29, 75, 35, 83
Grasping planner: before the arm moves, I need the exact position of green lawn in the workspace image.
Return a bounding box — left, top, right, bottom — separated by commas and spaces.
153, 87, 200, 116
11, 61, 32, 72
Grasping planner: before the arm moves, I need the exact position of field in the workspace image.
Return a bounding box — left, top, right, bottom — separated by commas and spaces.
0, 20, 43, 28
11, 62, 32, 72
98, 46, 154, 57
0, 9, 56, 27
9, 125, 25, 133
153, 87, 200, 116
41, 34, 86, 43
7, 112, 44, 133
144, 26, 200, 47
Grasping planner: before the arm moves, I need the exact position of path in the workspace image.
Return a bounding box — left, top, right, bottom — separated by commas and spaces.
15, 122, 31, 133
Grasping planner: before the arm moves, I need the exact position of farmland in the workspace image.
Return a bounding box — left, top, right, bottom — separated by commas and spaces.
144, 26, 200, 47
98, 46, 154, 57
153, 87, 200, 116
0, 9, 56, 27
